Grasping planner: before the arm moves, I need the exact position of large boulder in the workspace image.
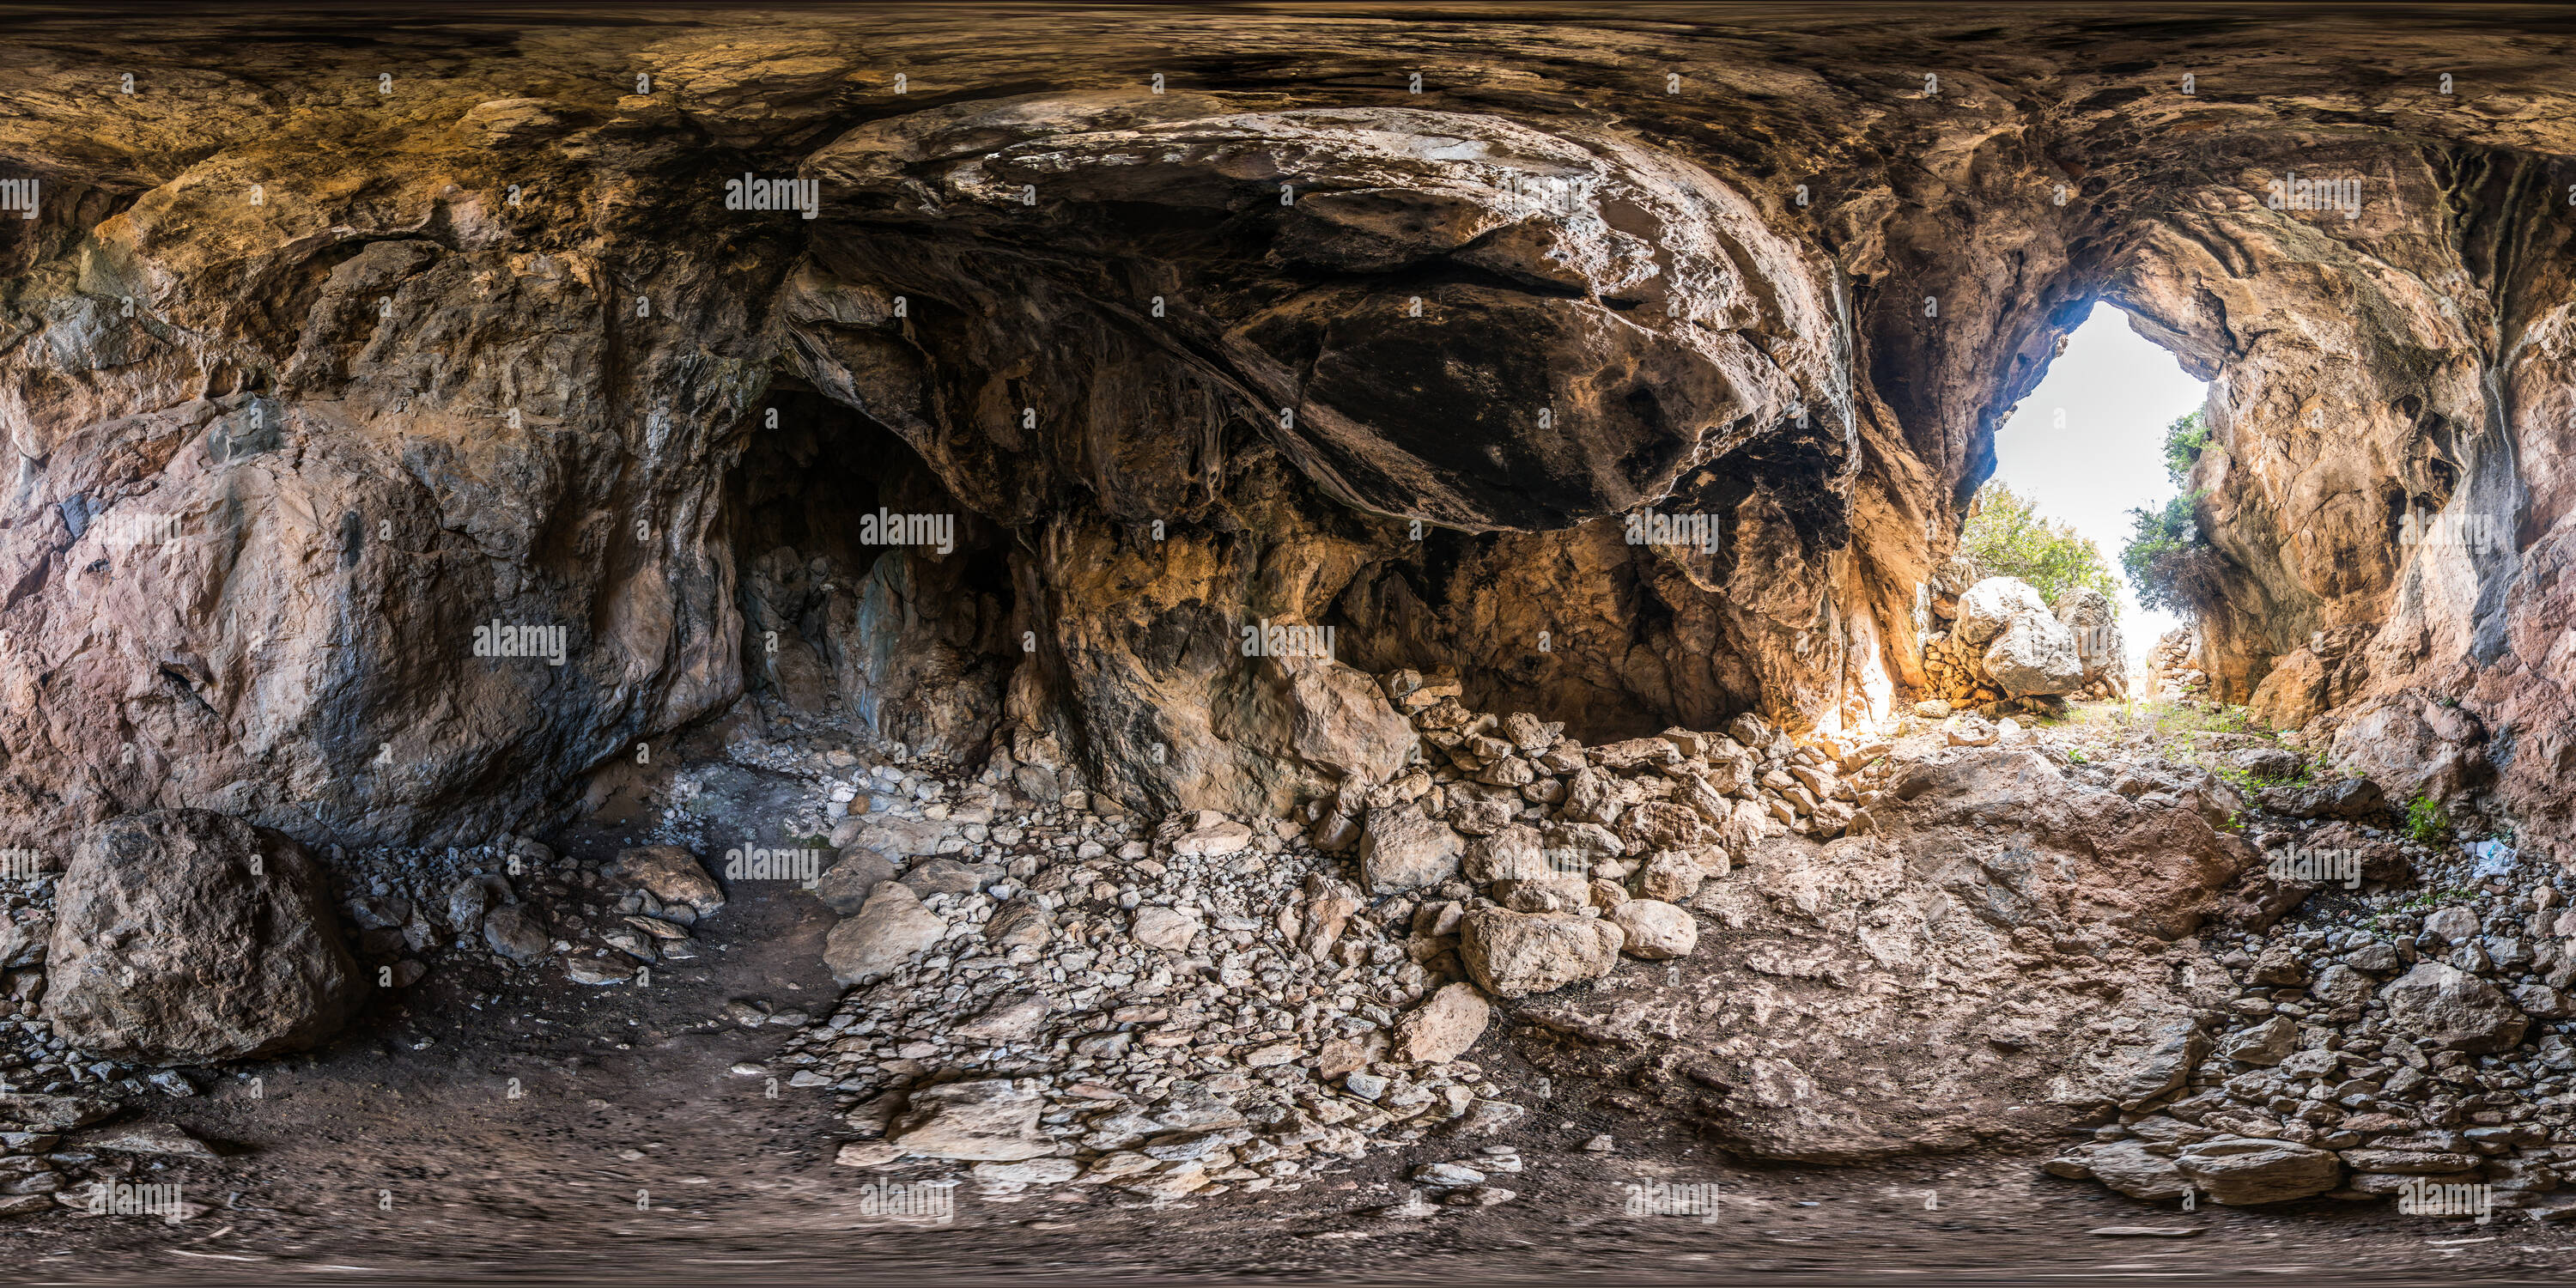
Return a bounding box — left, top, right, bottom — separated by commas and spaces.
46, 810, 361, 1064
1357, 806, 1463, 894
1207, 655, 1423, 818
1463, 825, 1551, 884
2055, 588, 2126, 697
2257, 777, 2386, 820
811, 847, 896, 915
1394, 981, 1492, 1064
2174, 1135, 2343, 1204
607, 846, 726, 917
1458, 908, 1623, 997
2330, 694, 2488, 805
885, 1078, 1052, 1161
1953, 577, 2051, 648
1607, 899, 1698, 958
2379, 961, 2528, 1052
1982, 612, 2086, 697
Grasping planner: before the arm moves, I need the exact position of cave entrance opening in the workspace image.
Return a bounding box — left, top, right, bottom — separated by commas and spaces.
1983, 301, 2208, 672
721, 387, 1018, 758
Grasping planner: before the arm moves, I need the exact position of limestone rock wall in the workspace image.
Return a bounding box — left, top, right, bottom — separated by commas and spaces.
0, 10, 2567, 855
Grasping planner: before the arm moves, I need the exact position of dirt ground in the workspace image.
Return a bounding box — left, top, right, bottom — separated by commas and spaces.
19, 763, 2576, 1287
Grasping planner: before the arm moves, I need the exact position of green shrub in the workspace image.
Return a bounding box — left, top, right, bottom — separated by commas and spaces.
1959, 482, 2121, 610
2404, 795, 2452, 847
2120, 491, 2223, 617
2162, 409, 2212, 483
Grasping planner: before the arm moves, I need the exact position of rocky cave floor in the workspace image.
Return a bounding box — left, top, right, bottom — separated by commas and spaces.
11, 691, 2576, 1284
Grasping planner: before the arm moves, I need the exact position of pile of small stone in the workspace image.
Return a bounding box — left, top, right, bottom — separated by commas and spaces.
789, 795, 1520, 1203
0, 1091, 220, 1221
2048, 799, 2576, 1216
2148, 627, 2212, 701
752, 671, 1899, 1204
337, 835, 725, 990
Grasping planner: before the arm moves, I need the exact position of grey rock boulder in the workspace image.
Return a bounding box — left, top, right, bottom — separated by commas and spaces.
607, 846, 726, 917
2056, 587, 2127, 697
46, 810, 361, 1065
2257, 778, 2387, 821
1358, 807, 1464, 894
1607, 899, 1698, 959
887, 1078, 1053, 1161
482, 905, 550, 962
1982, 611, 2087, 697
1395, 982, 1492, 1064
2308, 963, 2372, 1009
2218, 1015, 2296, 1066
824, 883, 949, 986
2174, 1135, 2342, 1205
2115, 1020, 2213, 1108
2052, 1139, 2195, 1201
1954, 577, 2051, 648
1459, 908, 1622, 998
812, 847, 896, 915
2379, 961, 2528, 1053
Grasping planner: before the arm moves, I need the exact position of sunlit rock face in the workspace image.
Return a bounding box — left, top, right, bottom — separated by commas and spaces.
0, 9, 2567, 852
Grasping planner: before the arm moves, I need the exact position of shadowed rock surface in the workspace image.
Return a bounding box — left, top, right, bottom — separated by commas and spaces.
0, 5, 2566, 860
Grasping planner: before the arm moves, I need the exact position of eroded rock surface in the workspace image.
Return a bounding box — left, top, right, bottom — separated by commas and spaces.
46, 810, 359, 1064
0, 9, 2561, 866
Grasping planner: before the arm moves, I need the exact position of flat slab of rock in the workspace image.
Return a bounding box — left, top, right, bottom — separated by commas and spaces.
837, 817, 951, 859
0, 1094, 117, 1132
82, 1121, 217, 1157
900, 858, 1002, 897
46, 810, 360, 1065
1171, 820, 1254, 858
1459, 908, 1622, 998
608, 846, 726, 917
565, 958, 631, 985
2258, 778, 2387, 821
1396, 982, 1492, 1063
887, 1078, 1052, 1161
2175, 1135, 2342, 1204
825, 884, 948, 986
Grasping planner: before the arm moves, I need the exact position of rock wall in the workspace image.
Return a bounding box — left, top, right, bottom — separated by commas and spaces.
0, 10, 2570, 856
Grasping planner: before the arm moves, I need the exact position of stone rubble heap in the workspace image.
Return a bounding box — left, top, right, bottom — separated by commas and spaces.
0, 1094, 222, 1221
2047, 789, 2576, 1217
1920, 576, 2125, 708
339, 835, 720, 990
2148, 627, 2213, 702
773, 665, 1889, 1203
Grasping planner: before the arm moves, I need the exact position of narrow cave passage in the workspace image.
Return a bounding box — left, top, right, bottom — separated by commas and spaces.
722, 389, 1019, 758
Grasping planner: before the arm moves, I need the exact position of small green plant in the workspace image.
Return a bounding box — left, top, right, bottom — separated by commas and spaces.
2404, 795, 2452, 848
2132, 698, 2264, 744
